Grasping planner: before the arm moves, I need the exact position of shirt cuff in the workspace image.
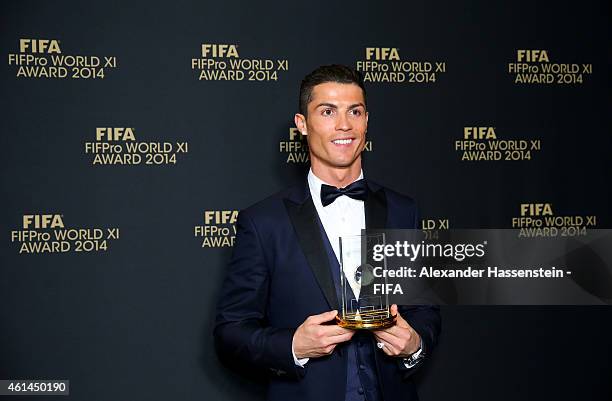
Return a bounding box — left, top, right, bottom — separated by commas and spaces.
291, 338, 309, 367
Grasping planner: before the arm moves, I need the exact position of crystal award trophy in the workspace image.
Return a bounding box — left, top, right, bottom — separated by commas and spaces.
336, 233, 395, 329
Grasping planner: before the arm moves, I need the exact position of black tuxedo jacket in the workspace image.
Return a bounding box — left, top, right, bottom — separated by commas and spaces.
214, 179, 441, 401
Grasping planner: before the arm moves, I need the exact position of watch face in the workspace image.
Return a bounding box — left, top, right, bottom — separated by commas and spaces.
405, 358, 421, 369
410, 347, 425, 361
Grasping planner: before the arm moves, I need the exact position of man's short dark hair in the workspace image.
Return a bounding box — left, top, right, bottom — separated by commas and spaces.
299, 65, 366, 116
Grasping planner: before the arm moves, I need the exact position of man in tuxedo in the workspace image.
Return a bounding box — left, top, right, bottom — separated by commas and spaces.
214, 65, 440, 401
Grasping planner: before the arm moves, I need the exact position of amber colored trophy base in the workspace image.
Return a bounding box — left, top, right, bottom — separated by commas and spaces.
335, 314, 396, 330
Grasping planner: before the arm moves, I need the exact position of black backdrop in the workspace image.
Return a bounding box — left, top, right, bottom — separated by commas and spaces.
1, 1, 611, 400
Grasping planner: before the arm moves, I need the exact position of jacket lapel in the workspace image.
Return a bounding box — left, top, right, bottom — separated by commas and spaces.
283, 179, 389, 311
284, 183, 339, 311
365, 181, 388, 230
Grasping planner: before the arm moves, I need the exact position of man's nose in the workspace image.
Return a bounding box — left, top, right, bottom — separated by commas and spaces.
336, 112, 352, 131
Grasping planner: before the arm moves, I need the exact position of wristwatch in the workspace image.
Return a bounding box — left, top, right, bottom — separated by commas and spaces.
404, 339, 426, 368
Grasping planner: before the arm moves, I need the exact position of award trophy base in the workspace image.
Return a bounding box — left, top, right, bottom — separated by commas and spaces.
336, 310, 396, 330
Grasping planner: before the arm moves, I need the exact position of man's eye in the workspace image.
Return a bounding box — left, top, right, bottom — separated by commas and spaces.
322, 109, 334, 116
350, 109, 362, 116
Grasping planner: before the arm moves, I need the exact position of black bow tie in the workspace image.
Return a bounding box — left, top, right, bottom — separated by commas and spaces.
320, 179, 368, 207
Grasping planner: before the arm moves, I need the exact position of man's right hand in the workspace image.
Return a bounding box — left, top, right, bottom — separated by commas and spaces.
293, 310, 355, 359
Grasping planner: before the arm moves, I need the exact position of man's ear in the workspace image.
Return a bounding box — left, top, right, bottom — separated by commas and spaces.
294, 113, 307, 135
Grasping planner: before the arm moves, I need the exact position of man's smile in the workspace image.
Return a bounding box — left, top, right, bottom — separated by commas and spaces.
331, 138, 356, 146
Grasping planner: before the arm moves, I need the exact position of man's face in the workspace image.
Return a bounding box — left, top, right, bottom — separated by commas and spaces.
295, 82, 368, 171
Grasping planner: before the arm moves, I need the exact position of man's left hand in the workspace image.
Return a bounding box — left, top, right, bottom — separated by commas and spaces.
373, 304, 421, 358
